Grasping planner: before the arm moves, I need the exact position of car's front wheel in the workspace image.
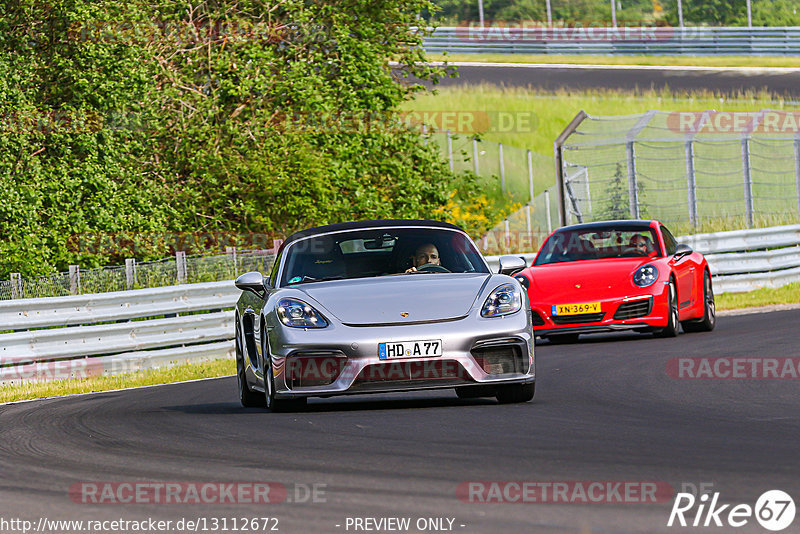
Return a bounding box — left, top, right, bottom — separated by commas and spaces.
655, 279, 680, 338
495, 382, 535, 404
236, 320, 266, 408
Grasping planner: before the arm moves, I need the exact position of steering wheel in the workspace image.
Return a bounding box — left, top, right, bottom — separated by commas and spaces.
622, 247, 648, 257
415, 263, 450, 273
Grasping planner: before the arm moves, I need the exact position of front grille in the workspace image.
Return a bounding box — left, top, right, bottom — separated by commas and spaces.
531, 310, 545, 326
285, 352, 346, 388
613, 298, 653, 320
551, 312, 605, 325
353, 360, 466, 384
471, 345, 525, 375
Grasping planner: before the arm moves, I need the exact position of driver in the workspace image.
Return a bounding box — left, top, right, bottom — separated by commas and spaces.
629, 234, 655, 255
405, 243, 440, 273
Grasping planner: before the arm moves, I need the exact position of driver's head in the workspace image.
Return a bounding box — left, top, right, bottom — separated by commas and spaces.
629, 234, 653, 253
413, 243, 440, 267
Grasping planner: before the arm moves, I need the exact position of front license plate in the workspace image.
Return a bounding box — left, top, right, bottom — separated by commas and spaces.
552, 302, 601, 315
378, 339, 442, 359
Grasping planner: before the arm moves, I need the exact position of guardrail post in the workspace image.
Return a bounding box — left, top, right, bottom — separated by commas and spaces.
685, 140, 698, 228
794, 137, 800, 216
176, 251, 187, 283
446, 130, 453, 172
10, 273, 21, 299
125, 259, 137, 290
741, 136, 754, 228
69, 265, 81, 295
499, 143, 505, 193
626, 141, 639, 219
504, 219, 510, 252
473, 137, 479, 175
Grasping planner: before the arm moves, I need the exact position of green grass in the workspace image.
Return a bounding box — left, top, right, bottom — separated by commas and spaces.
716, 281, 800, 311
429, 53, 800, 69
0, 357, 235, 404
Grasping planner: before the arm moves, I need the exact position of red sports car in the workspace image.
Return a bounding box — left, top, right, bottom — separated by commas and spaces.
513, 220, 715, 342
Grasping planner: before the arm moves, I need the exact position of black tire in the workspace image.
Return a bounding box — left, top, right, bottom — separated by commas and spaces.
655, 279, 680, 338
682, 270, 716, 333
496, 382, 535, 404
547, 333, 580, 344
262, 333, 307, 413
455, 385, 496, 399
236, 320, 266, 408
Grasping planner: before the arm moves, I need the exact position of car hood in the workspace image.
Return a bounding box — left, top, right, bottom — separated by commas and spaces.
528, 258, 655, 301
293, 273, 492, 325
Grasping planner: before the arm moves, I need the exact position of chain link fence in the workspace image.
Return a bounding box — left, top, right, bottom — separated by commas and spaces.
554, 110, 800, 235
1, 249, 278, 301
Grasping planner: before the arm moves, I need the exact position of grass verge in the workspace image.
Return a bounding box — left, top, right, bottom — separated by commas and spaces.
0, 358, 235, 404
429, 53, 800, 69
716, 282, 800, 311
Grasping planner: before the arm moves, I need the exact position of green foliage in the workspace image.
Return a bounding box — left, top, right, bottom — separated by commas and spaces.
1, 0, 494, 278
602, 163, 629, 220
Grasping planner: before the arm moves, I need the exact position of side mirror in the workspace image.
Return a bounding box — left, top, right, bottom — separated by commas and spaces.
498, 255, 527, 276
674, 243, 693, 259
235, 271, 267, 296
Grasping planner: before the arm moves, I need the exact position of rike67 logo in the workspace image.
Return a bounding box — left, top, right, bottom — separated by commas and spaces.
668, 490, 796, 531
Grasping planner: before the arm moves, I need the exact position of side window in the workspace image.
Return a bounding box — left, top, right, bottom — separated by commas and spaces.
268, 250, 282, 288
661, 226, 678, 256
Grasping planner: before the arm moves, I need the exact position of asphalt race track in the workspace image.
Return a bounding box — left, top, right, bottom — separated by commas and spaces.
1, 309, 799, 533
430, 63, 800, 98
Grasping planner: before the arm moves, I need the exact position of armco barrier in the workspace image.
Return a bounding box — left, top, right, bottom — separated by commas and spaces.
0, 281, 239, 383
423, 26, 800, 56
485, 224, 800, 293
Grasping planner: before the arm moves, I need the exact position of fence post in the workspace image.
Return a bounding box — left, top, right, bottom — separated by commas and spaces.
125, 259, 137, 290
504, 219, 510, 252
176, 251, 187, 283
226, 246, 238, 277
69, 265, 81, 295
685, 140, 698, 228
10, 273, 21, 299
794, 137, 800, 216
741, 136, 754, 228
447, 130, 453, 172
499, 143, 505, 193
473, 137, 479, 175
422, 124, 428, 146
626, 141, 639, 219
545, 189, 552, 234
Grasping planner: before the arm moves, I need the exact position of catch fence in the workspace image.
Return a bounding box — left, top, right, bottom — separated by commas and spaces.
553, 109, 800, 235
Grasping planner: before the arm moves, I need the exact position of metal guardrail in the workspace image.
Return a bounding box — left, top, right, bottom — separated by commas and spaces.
424, 26, 800, 55
485, 224, 800, 293
0, 281, 239, 383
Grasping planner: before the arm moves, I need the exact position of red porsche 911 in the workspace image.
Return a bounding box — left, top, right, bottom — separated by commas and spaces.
513, 220, 715, 343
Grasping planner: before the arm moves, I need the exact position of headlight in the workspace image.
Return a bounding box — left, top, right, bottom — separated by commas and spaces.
481, 283, 522, 318
513, 274, 530, 290
633, 264, 659, 287
276, 298, 328, 328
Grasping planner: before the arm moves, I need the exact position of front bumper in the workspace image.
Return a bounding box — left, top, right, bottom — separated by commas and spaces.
266, 312, 535, 399
532, 289, 669, 337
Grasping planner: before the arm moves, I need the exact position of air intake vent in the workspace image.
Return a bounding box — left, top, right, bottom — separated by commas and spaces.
613, 298, 653, 320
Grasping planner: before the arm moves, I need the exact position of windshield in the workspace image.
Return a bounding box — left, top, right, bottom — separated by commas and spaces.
534, 226, 661, 266
279, 227, 489, 286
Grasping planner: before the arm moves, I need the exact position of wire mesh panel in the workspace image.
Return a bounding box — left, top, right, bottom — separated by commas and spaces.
559, 109, 800, 234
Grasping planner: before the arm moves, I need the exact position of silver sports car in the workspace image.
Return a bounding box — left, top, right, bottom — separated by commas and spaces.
234, 220, 535, 411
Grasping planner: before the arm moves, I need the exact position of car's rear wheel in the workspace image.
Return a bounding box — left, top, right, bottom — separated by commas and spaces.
236, 320, 266, 408
682, 270, 715, 333
495, 382, 535, 404
655, 279, 680, 338
547, 333, 580, 344
262, 333, 307, 413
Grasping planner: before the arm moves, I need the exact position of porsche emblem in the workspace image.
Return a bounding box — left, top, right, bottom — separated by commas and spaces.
400, 312, 409, 317
575, 284, 581, 289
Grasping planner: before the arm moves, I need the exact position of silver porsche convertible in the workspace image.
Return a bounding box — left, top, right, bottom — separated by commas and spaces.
234, 220, 535, 411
